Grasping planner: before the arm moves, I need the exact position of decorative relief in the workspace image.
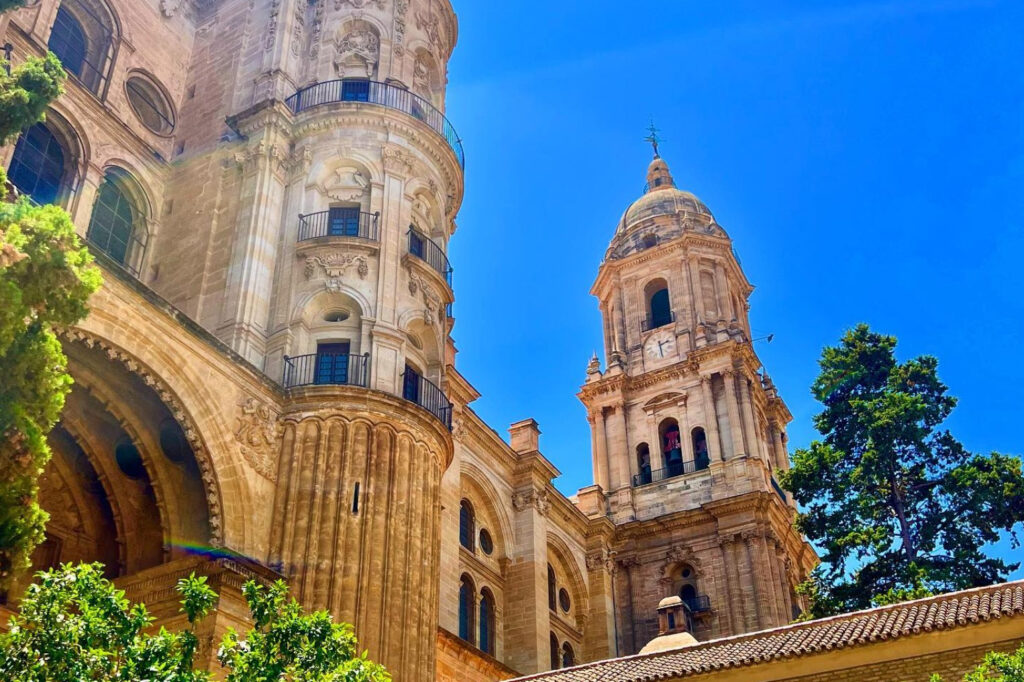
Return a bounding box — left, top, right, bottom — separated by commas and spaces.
393, 0, 408, 56
309, 0, 326, 60
316, 166, 369, 202
415, 9, 441, 51
266, 0, 280, 50
512, 486, 550, 516
291, 2, 305, 57
334, 26, 379, 77
61, 330, 224, 545
406, 269, 441, 324
38, 468, 83, 534
337, 0, 384, 7
160, 0, 186, 18
412, 56, 431, 97
662, 545, 701, 576
305, 253, 369, 291
235, 398, 280, 481
382, 145, 416, 175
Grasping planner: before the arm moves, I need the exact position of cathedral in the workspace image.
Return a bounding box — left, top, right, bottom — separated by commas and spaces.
0, 0, 819, 679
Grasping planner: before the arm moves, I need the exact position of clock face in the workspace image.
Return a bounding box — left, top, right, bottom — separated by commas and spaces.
644, 330, 676, 361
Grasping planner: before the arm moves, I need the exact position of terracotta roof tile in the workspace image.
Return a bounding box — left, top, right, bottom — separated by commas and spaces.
511, 580, 1024, 682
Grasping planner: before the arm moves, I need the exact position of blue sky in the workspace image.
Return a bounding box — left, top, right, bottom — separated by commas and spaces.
443, 1, 1024, 577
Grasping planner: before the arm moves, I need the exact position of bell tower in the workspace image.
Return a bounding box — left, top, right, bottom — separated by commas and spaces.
576, 146, 816, 651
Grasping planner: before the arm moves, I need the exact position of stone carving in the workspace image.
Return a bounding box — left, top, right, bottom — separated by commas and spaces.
406, 269, 441, 324
305, 253, 369, 291
235, 398, 279, 481
412, 56, 431, 97
393, 0, 408, 56
382, 145, 416, 175
266, 0, 280, 50
334, 26, 379, 77
662, 545, 701, 576
415, 9, 441, 51
38, 468, 84, 533
319, 166, 369, 202
160, 0, 186, 17
337, 0, 384, 7
309, 0, 326, 61
512, 486, 550, 516
61, 329, 224, 545
291, 3, 304, 57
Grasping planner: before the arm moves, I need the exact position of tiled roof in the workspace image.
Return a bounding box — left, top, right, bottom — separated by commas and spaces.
511, 580, 1024, 682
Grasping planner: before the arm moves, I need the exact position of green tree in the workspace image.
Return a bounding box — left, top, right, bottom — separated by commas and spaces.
0, 7, 99, 588
780, 324, 1024, 618
0, 563, 391, 681
931, 644, 1024, 681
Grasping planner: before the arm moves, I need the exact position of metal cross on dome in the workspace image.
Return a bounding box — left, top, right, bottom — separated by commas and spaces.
644, 122, 664, 158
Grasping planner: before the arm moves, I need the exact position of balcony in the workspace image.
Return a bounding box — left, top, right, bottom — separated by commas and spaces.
633, 459, 710, 487
641, 310, 675, 332
407, 229, 453, 288
682, 595, 712, 614
402, 371, 452, 431
297, 209, 379, 243
285, 79, 465, 169
282, 352, 370, 389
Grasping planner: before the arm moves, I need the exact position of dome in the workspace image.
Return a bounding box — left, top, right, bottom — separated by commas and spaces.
606, 156, 725, 261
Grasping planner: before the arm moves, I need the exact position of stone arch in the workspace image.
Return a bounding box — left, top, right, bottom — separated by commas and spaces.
459, 463, 513, 561
546, 533, 589, 623
292, 286, 372, 326
61, 324, 247, 549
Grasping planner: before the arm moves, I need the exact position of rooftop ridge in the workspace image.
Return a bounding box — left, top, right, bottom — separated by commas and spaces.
511, 579, 1024, 681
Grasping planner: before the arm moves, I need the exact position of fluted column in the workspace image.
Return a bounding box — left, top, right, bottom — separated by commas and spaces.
723, 371, 745, 458
590, 410, 610, 491
738, 374, 759, 462
270, 391, 451, 682
700, 376, 724, 461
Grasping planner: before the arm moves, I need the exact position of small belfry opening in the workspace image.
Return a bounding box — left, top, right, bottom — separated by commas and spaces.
692, 427, 710, 470
645, 278, 673, 330
659, 418, 683, 476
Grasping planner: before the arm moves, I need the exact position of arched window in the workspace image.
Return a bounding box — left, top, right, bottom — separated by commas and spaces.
561, 642, 575, 668
8, 123, 68, 205
549, 632, 560, 670
458, 574, 475, 644
636, 443, 652, 484
87, 169, 147, 276
547, 564, 556, 611
479, 588, 495, 655
459, 499, 475, 551
659, 418, 683, 477
49, 0, 116, 96
692, 427, 709, 470
644, 278, 672, 330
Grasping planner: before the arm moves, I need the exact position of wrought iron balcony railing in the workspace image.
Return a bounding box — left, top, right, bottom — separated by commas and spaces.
407, 229, 453, 288
282, 353, 370, 389
641, 310, 675, 332
633, 458, 711, 487
297, 210, 380, 243
285, 79, 465, 169
683, 595, 712, 614
402, 372, 452, 431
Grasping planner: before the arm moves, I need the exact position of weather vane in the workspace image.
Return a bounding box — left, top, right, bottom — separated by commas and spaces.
644, 121, 663, 158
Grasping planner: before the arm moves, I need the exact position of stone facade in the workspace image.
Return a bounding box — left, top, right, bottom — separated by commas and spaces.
3, 1, 815, 680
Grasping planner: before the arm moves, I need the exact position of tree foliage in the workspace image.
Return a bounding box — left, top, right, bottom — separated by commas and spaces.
0, 52, 65, 145
0, 5, 95, 589
780, 324, 1024, 618
0, 563, 390, 681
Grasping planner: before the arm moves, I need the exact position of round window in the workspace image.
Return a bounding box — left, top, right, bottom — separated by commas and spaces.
158, 422, 188, 463
681, 567, 692, 579
126, 75, 175, 135
115, 439, 146, 479
323, 309, 350, 323
479, 528, 493, 555
558, 587, 571, 613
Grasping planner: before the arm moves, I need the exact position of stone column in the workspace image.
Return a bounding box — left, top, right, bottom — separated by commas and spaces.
700, 376, 724, 461
590, 410, 610, 491
270, 391, 451, 682
713, 262, 733, 323
723, 371, 745, 458
623, 557, 644, 653
583, 550, 617, 662
721, 533, 750, 632
738, 374, 759, 462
